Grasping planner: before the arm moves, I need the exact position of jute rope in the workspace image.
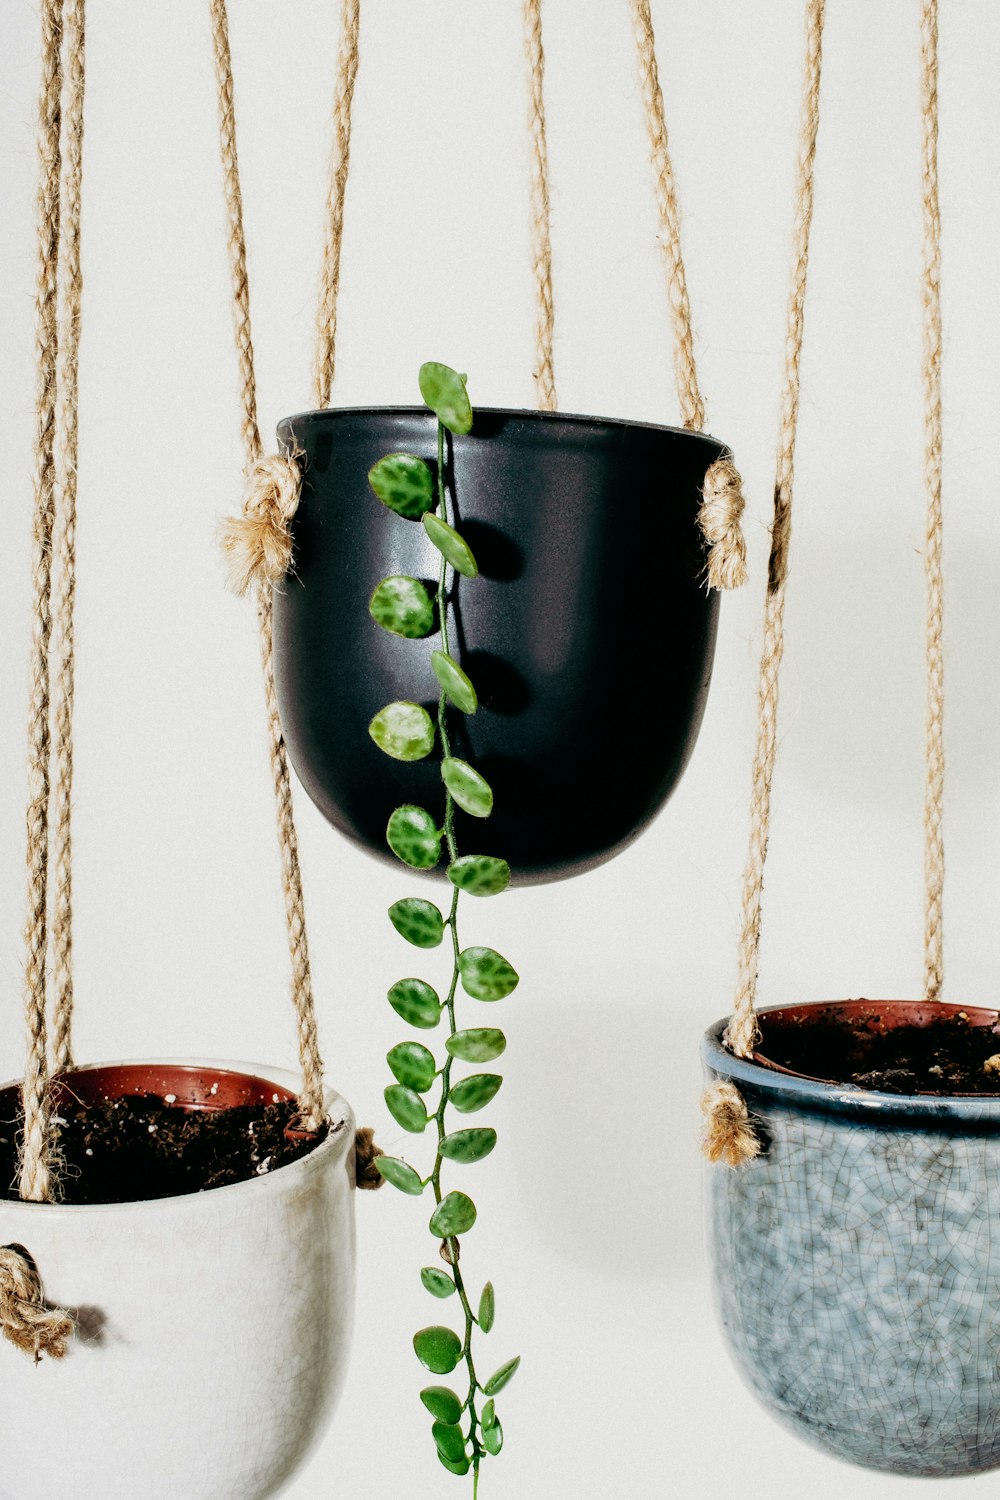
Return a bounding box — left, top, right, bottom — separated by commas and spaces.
22, 0, 66, 1210
314, 0, 361, 413
702, 0, 826, 1162
921, 0, 944, 1002
628, 0, 747, 589
50, 0, 86, 1079
0, 1247, 73, 1363
10, 0, 80, 1359
211, 0, 325, 1133
523, 0, 557, 412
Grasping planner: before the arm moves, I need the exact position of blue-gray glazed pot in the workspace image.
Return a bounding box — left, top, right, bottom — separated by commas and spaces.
702, 999, 1000, 1478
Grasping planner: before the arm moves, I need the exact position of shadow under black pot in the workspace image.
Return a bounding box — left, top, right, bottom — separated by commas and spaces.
273, 407, 726, 883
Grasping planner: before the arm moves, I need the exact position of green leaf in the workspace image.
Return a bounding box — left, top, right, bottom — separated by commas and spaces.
369, 575, 435, 638
446, 1028, 507, 1063
441, 758, 493, 818
418, 361, 473, 436
481, 1398, 496, 1431
449, 1072, 503, 1113
484, 1355, 520, 1397
420, 1386, 463, 1424
483, 1418, 503, 1456
421, 1266, 456, 1299
429, 1190, 477, 1238
374, 1155, 424, 1195
414, 1325, 462, 1374
439, 1128, 497, 1165
385, 1083, 429, 1133
448, 855, 510, 898
433, 1421, 468, 1465
368, 453, 435, 518
369, 701, 435, 762
438, 1450, 471, 1477
422, 513, 478, 578
478, 1281, 495, 1333
386, 805, 442, 870
431, 651, 478, 714
388, 898, 445, 948
386, 1040, 437, 1092
387, 977, 442, 1029
458, 947, 519, 1001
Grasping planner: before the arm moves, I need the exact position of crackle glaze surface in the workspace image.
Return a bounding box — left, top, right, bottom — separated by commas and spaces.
0, 1062, 357, 1500
703, 1015, 1000, 1478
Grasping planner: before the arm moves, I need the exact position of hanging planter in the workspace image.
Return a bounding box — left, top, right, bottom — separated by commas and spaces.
697, 0, 985, 1482
0, 1062, 357, 1500
703, 1001, 1000, 1478
271, 405, 737, 882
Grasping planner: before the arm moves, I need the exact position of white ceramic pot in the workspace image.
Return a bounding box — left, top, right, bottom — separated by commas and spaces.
0, 1060, 357, 1500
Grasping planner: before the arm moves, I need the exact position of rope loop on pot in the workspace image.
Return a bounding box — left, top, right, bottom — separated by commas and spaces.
700, 457, 748, 591
0, 1246, 73, 1363
354, 1125, 385, 1190
700, 1082, 760, 1167
219, 451, 302, 597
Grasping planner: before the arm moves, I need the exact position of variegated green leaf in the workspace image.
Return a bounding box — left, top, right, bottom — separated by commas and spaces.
458, 946, 519, 1000
422, 513, 478, 578
431, 651, 478, 713
369, 575, 435, 638
386, 805, 442, 869
368, 453, 435, 518
418, 362, 473, 435
441, 757, 493, 817
448, 855, 510, 898
369, 701, 435, 761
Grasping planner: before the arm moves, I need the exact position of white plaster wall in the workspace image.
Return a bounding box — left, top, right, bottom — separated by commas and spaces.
1, 3, 999, 1497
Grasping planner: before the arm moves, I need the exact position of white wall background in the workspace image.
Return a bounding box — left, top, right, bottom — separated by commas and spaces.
2, 2, 1000, 1497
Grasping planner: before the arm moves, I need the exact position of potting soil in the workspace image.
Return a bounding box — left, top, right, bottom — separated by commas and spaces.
762, 1009, 1000, 1095
0, 1096, 327, 1204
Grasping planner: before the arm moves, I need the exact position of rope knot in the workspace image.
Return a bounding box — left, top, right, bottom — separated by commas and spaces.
700, 1082, 761, 1167
220, 451, 302, 597
354, 1126, 385, 1191
0, 1245, 73, 1362
699, 457, 748, 590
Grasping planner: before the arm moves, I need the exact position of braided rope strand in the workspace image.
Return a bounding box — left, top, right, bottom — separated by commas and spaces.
628, 0, 704, 433
50, 0, 86, 1077
211, 0, 325, 1129
523, 0, 557, 411
314, 0, 361, 410
727, 0, 825, 1060
921, 0, 944, 1001
21, 0, 66, 1205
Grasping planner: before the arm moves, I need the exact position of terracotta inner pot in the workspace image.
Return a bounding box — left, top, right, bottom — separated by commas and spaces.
753, 998, 1000, 1092
9, 1061, 300, 1115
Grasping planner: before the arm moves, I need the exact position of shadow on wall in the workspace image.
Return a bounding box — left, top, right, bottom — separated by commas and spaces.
779, 524, 1000, 812
509, 998, 702, 1283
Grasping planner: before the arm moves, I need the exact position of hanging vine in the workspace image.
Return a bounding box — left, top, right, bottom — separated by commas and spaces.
370, 363, 520, 1491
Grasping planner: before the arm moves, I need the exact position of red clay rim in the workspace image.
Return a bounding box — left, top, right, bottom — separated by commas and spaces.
0, 1062, 300, 1116
753, 998, 1000, 1087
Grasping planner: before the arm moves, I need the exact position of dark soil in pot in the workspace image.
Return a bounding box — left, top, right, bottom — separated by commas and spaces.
758, 1000, 1000, 1095
0, 1065, 329, 1205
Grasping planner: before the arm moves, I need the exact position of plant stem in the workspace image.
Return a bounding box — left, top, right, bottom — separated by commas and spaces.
430, 416, 483, 1484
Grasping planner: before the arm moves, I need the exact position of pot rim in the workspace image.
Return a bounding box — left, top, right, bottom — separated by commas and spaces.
702, 1000, 1000, 1122
0, 1058, 355, 1218
276, 403, 728, 451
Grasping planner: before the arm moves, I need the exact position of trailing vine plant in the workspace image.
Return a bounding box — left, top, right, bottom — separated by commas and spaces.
369, 363, 520, 1492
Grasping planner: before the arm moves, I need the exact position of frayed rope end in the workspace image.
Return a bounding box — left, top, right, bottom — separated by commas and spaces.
220, 451, 303, 597
700, 1081, 760, 1167
0, 1245, 73, 1362
354, 1125, 385, 1191
699, 457, 748, 590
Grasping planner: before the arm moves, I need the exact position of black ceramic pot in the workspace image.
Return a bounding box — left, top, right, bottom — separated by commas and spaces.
272, 407, 727, 883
